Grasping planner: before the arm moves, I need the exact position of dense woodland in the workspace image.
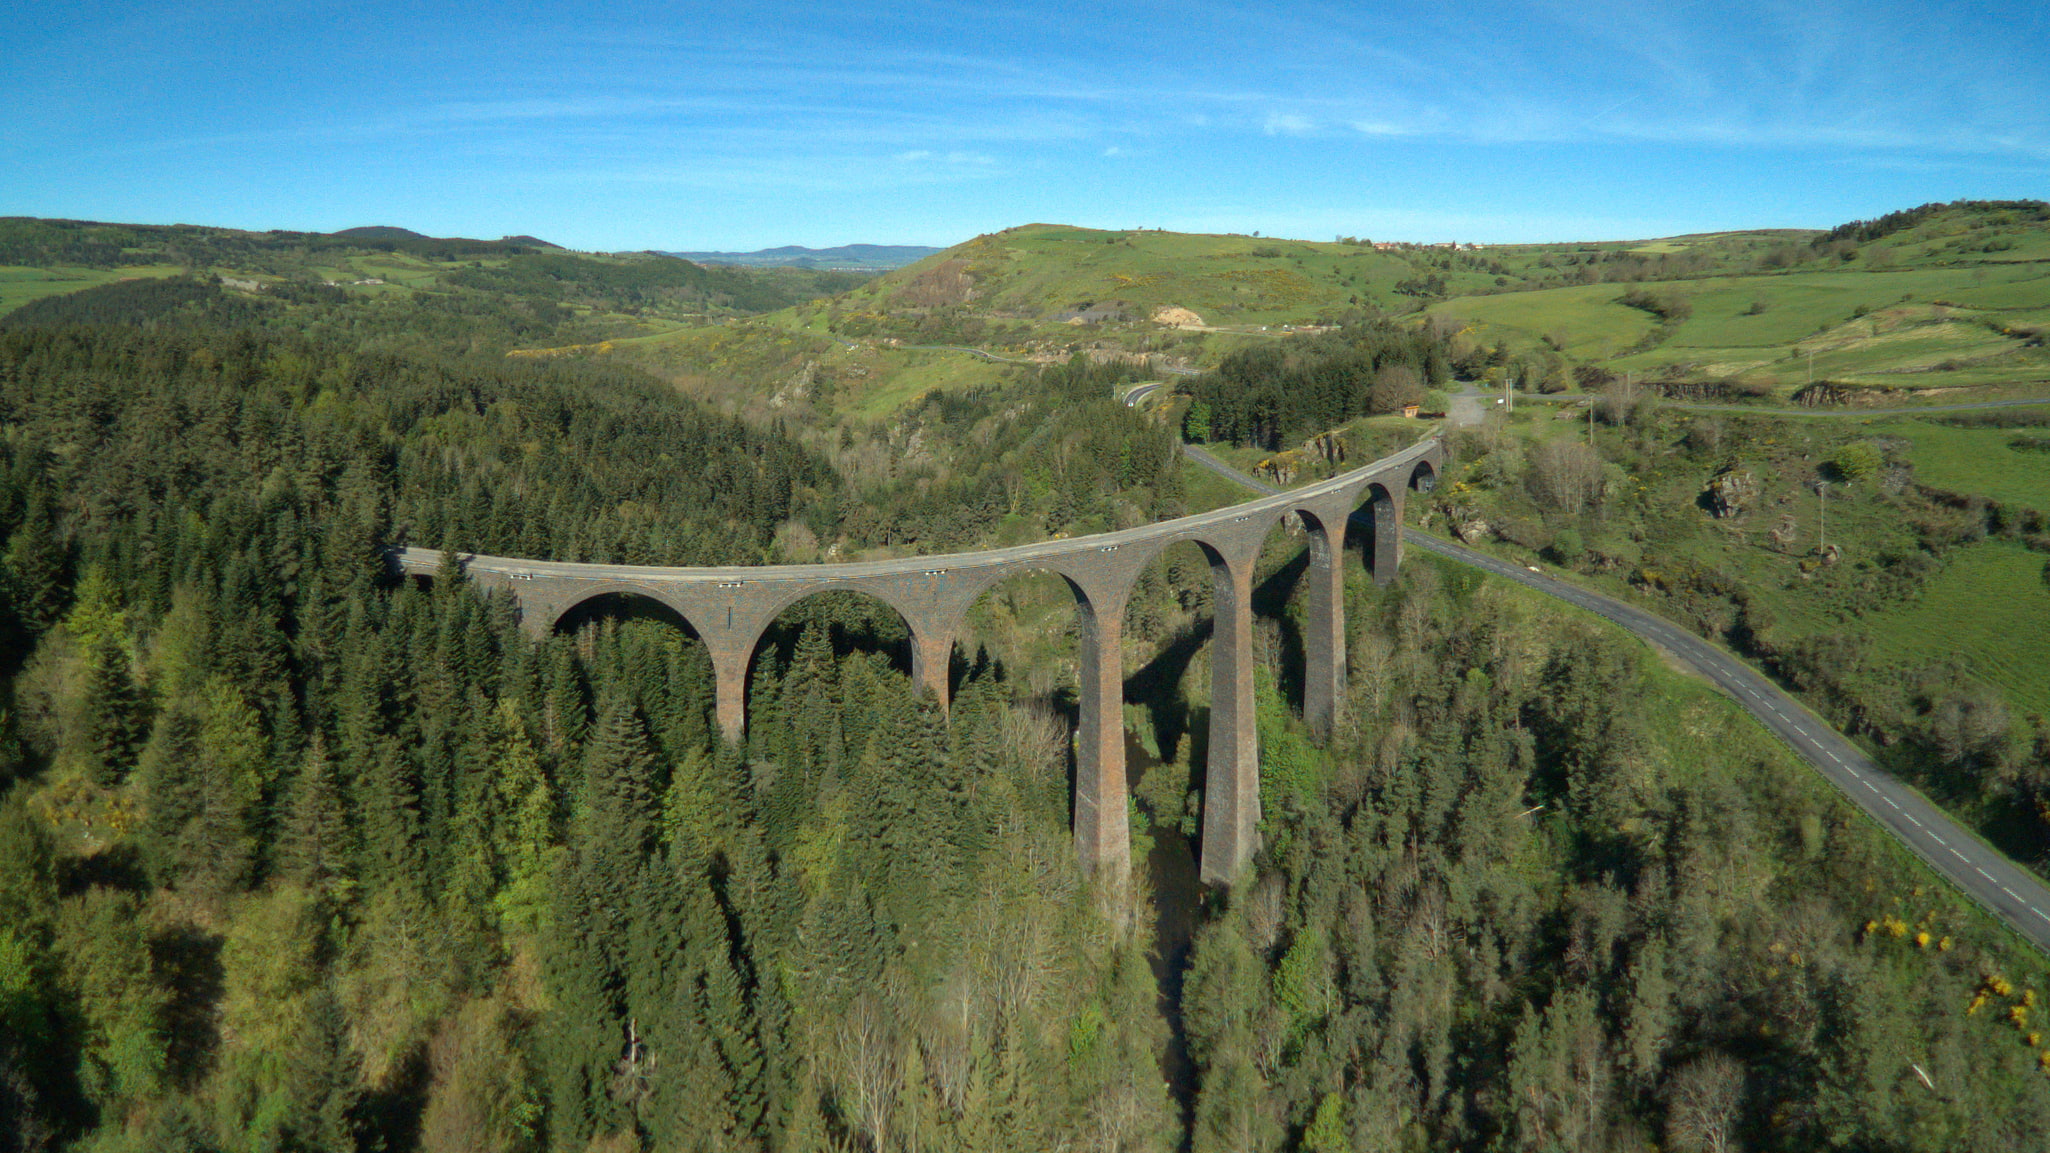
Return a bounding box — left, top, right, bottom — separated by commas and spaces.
1179, 323, 1452, 451
1, 271, 2048, 1152
1179, 564, 2050, 1151
830, 355, 1184, 550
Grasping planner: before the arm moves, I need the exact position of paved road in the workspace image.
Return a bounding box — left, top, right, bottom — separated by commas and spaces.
1448, 384, 1490, 428
1183, 443, 2050, 956
404, 439, 1438, 597
1670, 397, 2050, 417
1124, 382, 1163, 407
1514, 392, 2050, 418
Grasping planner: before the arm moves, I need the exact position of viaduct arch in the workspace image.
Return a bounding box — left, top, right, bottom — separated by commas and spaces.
397, 435, 1446, 886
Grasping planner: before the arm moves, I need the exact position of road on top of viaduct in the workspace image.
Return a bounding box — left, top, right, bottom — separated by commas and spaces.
1183, 443, 2050, 958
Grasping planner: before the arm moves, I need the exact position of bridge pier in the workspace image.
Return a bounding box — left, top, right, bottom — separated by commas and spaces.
910, 629, 953, 709
1368, 486, 1403, 586
1301, 518, 1346, 739
710, 649, 749, 745
1073, 601, 1129, 880
1199, 550, 1260, 886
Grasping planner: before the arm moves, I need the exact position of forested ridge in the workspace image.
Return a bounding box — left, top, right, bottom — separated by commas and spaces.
1178, 321, 1452, 452
0, 217, 868, 335
1, 280, 2047, 1153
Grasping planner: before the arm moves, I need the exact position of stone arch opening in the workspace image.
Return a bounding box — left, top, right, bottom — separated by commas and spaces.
542, 588, 721, 770
1409, 458, 1439, 493
742, 586, 919, 748
1349, 480, 1404, 585
1122, 539, 1222, 769
952, 565, 1124, 876
952, 569, 1095, 709
733, 587, 933, 852
552, 589, 702, 640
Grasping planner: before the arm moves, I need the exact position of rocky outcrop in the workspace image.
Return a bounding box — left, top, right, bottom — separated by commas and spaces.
1705, 469, 1757, 518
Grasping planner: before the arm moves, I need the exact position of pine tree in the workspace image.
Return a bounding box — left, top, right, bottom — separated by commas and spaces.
76, 633, 145, 787
2, 488, 66, 637
573, 697, 660, 928
276, 735, 355, 901
356, 740, 424, 891
541, 865, 624, 1150
283, 984, 360, 1153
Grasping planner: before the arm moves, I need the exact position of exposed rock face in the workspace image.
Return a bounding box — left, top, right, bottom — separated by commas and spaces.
1301, 432, 1347, 467
769, 360, 818, 408
1452, 517, 1493, 544
1153, 305, 1205, 328
1651, 379, 1738, 402
1255, 451, 1302, 486
897, 259, 975, 307
1705, 468, 1757, 518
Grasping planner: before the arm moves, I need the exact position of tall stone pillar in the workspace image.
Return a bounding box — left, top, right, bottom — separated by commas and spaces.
1302, 519, 1346, 739
1200, 554, 1259, 886
1073, 601, 1129, 881
910, 629, 953, 711
518, 603, 554, 641
710, 646, 750, 745
1370, 488, 1403, 587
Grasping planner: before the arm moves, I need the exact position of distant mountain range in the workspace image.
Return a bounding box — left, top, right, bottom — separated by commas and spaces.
661, 244, 941, 270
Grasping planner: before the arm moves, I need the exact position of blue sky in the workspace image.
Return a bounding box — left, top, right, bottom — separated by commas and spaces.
6, 0, 2046, 250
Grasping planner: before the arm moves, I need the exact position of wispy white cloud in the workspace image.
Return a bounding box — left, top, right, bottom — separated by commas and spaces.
1264, 113, 1314, 136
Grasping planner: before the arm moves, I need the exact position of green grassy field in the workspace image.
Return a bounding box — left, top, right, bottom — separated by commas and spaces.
1427, 285, 1660, 359
1865, 414, 2050, 509
0, 264, 184, 316
1860, 541, 2050, 717
844, 349, 1010, 418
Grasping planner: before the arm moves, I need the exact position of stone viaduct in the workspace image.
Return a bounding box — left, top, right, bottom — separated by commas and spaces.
397, 435, 1445, 886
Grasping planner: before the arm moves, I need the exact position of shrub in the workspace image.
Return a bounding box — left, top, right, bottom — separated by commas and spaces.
1831, 441, 1883, 482
1550, 527, 1585, 564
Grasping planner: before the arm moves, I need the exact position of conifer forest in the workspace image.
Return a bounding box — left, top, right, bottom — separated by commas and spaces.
2, 245, 2049, 1153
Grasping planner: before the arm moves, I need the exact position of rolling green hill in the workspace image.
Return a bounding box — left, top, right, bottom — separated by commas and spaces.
615, 202, 2050, 423
0, 216, 871, 335
1427, 201, 2050, 400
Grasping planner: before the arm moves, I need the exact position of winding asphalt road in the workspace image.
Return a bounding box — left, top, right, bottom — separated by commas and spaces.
1183, 443, 2050, 957
1518, 393, 2050, 418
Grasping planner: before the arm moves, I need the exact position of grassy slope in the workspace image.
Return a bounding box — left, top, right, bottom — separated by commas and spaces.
0, 264, 185, 313
1429, 401, 2050, 894
1429, 204, 2050, 397
631, 203, 2050, 423
1863, 541, 2050, 717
